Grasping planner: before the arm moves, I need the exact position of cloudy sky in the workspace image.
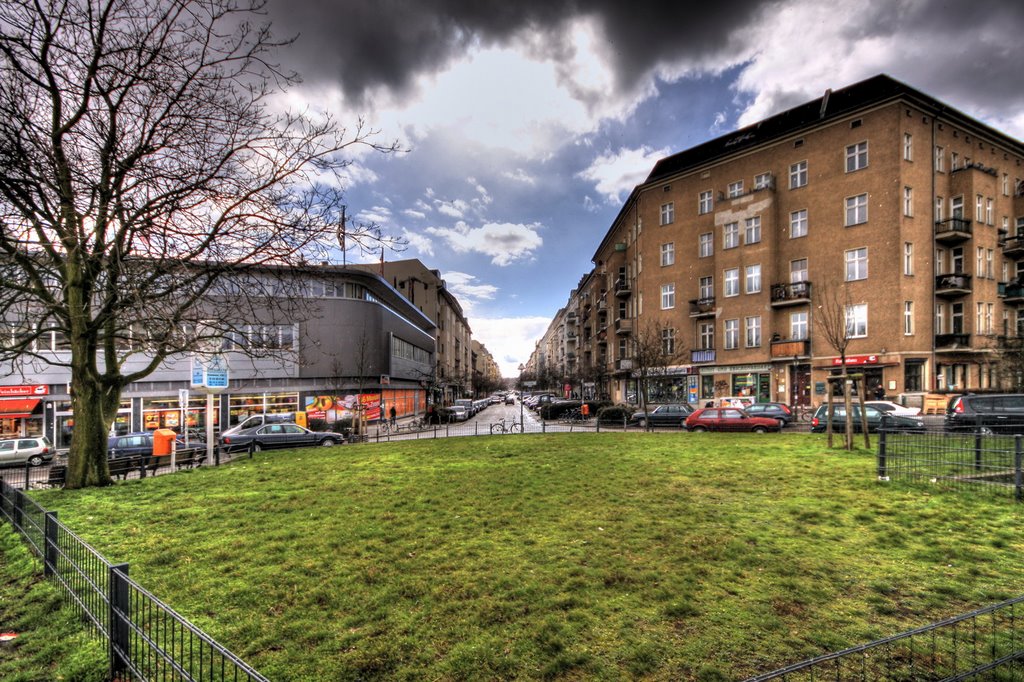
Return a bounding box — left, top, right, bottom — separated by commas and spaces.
263, 0, 1024, 376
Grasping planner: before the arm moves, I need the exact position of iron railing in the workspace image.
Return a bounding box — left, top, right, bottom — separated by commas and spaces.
0, 479, 268, 681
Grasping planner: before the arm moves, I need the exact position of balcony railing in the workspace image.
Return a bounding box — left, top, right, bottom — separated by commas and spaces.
1002, 234, 1024, 258
691, 348, 716, 363
935, 332, 970, 349
616, 358, 633, 371
614, 278, 632, 298
770, 338, 810, 359
614, 318, 633, 335
1001, 280, 1024, 304
689, 297, 716, 317
935, 272, 972, 297
934, 217, 972, 244
770, 281, 811, 307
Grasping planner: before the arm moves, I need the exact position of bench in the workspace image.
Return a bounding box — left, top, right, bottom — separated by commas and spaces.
43, 465, 66, 488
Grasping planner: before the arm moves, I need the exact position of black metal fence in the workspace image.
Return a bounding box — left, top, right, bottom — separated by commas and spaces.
878, 429, 1024, 501
745, 593, 1024, 680
0, 479, 268, 681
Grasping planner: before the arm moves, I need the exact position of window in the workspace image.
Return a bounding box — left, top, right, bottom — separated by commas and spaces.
790, 209, 808, 238
904, 133, 913, 161
951, 302, 964, 333
699, 232, 713, 258
936, 304, 944, 334
845, 247, 868, 281
660, 202, 674, 225
951, 151, 959, 170
903, 187, 913, 216
745, 216, 761, 244
660, 242, 674, 267
986, 249, 994, 278
977, 247, 984, 276
790, 160, 807, 189
724, 222, 739, 249
935, 196, 943, 222
845, 193, 868, 226
699, 322, 714, 350
904, 302, 914, 335
745, 264, 761, 294
951, 195, 964, 219
935, 146, 944, 172
987, 303, 994, 334
699, 276, 713, 300
745, 316, 761, 348
662, 327, 675, 355
976, 194, 984, 222
724, 268, 740, 297
790, 258, 808, 283
661, 284, 675, 309
724, 319, 739, 349
754, 172, 772, 190
791, 311, 808, 340
986, 198, 993, 225
904, 242, 913, 275
699, 190, 713, 214
1004, 173, 1011, 197
728, 180, 744, 198
845, 304, 867, 338
977, 303, 984, 334
846, 141, 868, 172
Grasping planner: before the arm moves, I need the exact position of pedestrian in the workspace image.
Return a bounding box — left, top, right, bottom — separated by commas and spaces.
873, 384, 885, 400
389, 405, 397, 427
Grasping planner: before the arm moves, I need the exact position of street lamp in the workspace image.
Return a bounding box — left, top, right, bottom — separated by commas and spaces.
518, 363, 526, 427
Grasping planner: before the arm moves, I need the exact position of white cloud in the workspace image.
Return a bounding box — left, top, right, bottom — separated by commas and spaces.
425, 221, 543, 266
470, 316, 553, 377
356, 205, 392, 225
401, 228, 435, 257
577, 145, 670, 203
441, 271, 499, 304
402, 209, 426, 220
435, 199, 470, 218
502, 168, 536, 185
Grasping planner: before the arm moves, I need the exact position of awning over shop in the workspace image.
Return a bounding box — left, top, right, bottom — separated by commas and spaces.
0, 398, 41, 419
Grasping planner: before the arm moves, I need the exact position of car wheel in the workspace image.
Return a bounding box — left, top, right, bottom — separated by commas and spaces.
752, 426, 768, 434
320, 438, 337, 446
252, 442, 263, 452
690, 425, 707, 432
27, 455, 44, 467
637, 419, 646, 429
680, 418, 688, 428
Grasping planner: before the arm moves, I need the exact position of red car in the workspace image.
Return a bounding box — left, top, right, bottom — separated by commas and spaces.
684, 407, 782, 433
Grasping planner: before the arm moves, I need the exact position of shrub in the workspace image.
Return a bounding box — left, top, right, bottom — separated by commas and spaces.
597, 404, 631, 425
540, 400, 581, 420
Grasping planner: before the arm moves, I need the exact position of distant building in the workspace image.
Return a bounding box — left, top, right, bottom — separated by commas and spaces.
529, 74, 1024, 407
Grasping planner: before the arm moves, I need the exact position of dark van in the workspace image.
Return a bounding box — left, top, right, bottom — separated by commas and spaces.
945, 394, 1024, 434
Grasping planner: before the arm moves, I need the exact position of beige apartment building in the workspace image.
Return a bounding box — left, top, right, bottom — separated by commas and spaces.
531, 74, 1024, 408
352, 259, 473, 403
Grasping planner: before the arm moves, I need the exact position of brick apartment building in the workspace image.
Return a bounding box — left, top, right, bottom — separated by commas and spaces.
529, 74, 1024, 408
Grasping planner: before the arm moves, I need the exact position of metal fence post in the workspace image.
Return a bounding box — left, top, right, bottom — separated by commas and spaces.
12, 487, 23, 532
877, 428, 888, 481
23, 461, 30, 490
1016, 436, 1023, 503
974, 430, 983, 472
44, 511, 58, 577
109, 562, 131, 676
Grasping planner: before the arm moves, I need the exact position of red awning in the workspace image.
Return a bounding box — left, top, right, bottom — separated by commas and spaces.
0, 398, 41, 419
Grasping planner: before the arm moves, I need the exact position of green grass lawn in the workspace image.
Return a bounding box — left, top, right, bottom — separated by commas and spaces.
28, 433, 1024, 681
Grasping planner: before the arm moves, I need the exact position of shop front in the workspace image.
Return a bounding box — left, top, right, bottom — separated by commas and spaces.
0, 386, 47, 438
697, 364, 772, 404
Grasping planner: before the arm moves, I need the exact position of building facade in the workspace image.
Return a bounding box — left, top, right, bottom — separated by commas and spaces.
530, 74, 1024, 408
0, 266, 437, 444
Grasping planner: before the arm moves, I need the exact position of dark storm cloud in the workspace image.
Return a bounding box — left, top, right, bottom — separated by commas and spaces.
263, 0, 768, 104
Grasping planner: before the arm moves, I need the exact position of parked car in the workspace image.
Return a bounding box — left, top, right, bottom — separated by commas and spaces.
744, 402, 794, 426
945, 393, 1024, 433
219, 423, 341, 453
811, 404, 925, 433
685, 408, 781, 433
449, 405, 469, 421
221, 412, 297, 437
631, 404, 694, 428
453, 399, 476, 417
505, 395, 515, 405
108, 432, 207, 464
0, 436, 55, 467
864, 400, 921, 417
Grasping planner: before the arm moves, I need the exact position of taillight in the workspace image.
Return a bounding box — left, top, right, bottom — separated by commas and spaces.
811, 417, 819, 427
953, 398, 964, 413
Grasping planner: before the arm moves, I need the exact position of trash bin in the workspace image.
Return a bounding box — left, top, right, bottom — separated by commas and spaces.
152, 428, 177, 457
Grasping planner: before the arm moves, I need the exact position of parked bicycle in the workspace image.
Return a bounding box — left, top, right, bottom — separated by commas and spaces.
379, 416, 427, 435
490, 417, 523, 435
558, 408, 588, 424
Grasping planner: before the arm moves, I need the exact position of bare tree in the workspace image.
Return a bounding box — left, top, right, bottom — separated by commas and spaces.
629, 320, 685, 429
813, 280, 868, 448
0, 0, 398, 487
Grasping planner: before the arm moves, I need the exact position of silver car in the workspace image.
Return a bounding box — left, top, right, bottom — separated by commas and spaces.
0, 436, 55, 467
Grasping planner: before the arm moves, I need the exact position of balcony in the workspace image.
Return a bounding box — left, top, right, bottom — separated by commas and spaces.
935, 332, 970, 351
691, 348, 716, 364
935, 272, 972, 298
614, 278, 632, 298
934, 218, 972, 244
770, 281, 811, 307
689, 297, 716, 318
1002, 234, 1024, 259
1000, 280, 1024, 304
770, 338, 810, 359
596, 299, 608, 311
616, 358, 633, 371
614, 318, 633, 335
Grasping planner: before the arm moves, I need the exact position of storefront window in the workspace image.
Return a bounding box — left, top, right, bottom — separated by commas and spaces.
227, 393, 298, 428
905, 361, 924, 392
731, 373, 770, 402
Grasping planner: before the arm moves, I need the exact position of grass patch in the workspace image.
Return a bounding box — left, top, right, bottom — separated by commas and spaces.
0, 523, 107, 682
25, 433, 1024, 680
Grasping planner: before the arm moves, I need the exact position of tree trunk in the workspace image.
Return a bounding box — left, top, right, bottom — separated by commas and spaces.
64, 375, 115, 489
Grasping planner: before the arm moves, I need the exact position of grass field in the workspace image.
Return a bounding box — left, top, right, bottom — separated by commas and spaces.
28, 432, 1024, 681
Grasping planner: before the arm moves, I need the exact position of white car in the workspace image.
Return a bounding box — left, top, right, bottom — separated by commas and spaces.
449, 405, 469, 421
864, 400, 921, 417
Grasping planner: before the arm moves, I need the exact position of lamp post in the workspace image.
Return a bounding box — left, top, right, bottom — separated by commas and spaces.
518, 363, 526, 426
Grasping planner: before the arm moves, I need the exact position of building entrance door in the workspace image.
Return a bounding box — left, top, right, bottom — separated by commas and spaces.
791, 364, 811, 406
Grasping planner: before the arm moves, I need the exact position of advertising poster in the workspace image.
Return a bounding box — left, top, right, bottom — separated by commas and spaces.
304, 393, 383, 423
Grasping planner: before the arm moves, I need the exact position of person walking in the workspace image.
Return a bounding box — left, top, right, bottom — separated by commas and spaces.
389, 405, 397, 427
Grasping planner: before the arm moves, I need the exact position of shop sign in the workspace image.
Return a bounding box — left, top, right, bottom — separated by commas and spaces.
831, 354, 879, 366
698, 364, 771, 375
0, 384, 48, 397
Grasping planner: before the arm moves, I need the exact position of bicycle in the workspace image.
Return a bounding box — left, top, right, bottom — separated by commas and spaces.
490, 417, 523, 435
380, 416, 428, 435
558, 408, 587, 424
